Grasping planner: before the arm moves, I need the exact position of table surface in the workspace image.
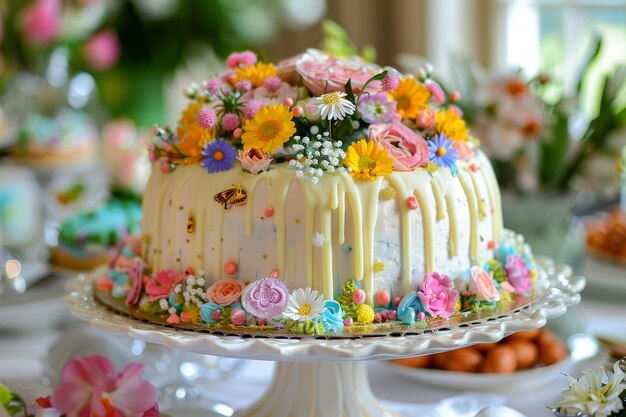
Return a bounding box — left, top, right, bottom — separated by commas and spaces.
1, 282, 625, 417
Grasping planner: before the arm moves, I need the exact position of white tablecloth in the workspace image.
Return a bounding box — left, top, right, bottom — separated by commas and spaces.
1, 295, 625, 417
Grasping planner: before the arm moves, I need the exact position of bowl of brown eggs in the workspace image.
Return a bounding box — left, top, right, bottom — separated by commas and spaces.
390, 329, 570, 391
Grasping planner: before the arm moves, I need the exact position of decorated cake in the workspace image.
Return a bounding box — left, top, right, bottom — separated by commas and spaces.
96, 49, 539, 336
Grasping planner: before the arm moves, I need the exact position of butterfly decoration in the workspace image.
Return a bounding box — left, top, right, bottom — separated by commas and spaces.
186, 212, 195, 233
214, 184, 248, 209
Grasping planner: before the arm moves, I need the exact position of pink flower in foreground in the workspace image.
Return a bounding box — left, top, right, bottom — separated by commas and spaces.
368, 122, 429, 171
417, 272, 459, 318
505, 255, 531, 294
145, 269, 181, 301
21, 0, 61, 46
84, 30, 121, 71
468, 266, 500, 301
51, 355, 157, 417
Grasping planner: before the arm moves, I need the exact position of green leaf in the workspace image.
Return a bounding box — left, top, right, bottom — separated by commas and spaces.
321, 20, 359, 58
0, 384, 11, 405
345, 79, 355, 104
540, 110, 569, 187
575, 33, 603, 95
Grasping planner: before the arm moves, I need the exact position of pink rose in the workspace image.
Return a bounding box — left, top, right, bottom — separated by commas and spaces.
206, 278, 245, 306
505, 255, 531, 294
21, 0, 61, 46
84, 30, 121, 70
368, 123, 429, 171
237, 148, 272, 174
145, 269, 181, 301
417, 272, 459, 318
295, 50, 381, 96
468, 266, 500, 301
415, 108, 436, 130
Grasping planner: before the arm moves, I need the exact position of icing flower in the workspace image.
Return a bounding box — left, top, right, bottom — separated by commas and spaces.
242, 278, 289, 319
237, 148, 272, 174
50, 355, 158, 417
397, 291, 426, 324
200, 301, 221, 324
468, 266, 500, 301
284, 287, 325, 322
145, 269, 181, 302
319, 300, 345, 332
428, 133, 459, 169
201, 138, 237, 173
417, 272, 459, 318
505, 255, 531, 294
369, 123, 430, 171
308, 92, 356, 121
206, 278, 245, 306
295, 51, 381, 96
125, 259, 144, 306
356, 92, 396, 124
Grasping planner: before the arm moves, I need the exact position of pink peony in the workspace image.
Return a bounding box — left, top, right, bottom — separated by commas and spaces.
206, 278, 245, 306
51, 355, 157, 417
417, 272, 459, 318
21, 0, 61, 46
295, 50, 381, 96
225, 51, 257, 69
368, 123, 429, 171
237, 148, 272, 174
145, 269, 181, 301
505, 255, 531, 293
468, 266, 500, 301
84, 30, 121, 71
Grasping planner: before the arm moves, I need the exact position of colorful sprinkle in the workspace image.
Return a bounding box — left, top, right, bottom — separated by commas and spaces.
373, 261, 385, 272
381, 187, 396, 200
344, 317, 353, 327
487, 240, 497, 250
167, 313, 180, 324
406, 196, 419, 210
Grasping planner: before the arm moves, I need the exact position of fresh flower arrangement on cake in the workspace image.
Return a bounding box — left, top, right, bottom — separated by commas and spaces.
0, 355, 158, 417
94, 48, 541, 336
551, 358, 626, 417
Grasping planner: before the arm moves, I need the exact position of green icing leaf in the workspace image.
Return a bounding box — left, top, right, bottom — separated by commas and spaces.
485, 259, 507, 283
285, 319, 325, 335
140, 301, 165, 315
336, 280, 359, 319
217, 306, 233, 326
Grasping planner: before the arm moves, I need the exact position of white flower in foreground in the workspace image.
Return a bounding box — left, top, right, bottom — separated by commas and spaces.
309, 92, 355, 121
283, 288, 325, 322
556, 360, 626, 417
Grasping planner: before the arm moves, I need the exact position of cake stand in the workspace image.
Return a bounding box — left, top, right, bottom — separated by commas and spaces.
65, 257, 585, 417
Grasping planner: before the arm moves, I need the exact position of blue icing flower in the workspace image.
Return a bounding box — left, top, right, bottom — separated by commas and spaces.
397, 291, 426, 324
200, 301, 222, 324
109, 270, 129, 298
494, 241, 516, 264
319, 300, 344, 332
168, 293, 182, 313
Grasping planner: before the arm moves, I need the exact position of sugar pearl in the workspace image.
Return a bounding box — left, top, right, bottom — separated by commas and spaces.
230, 309, 246, 326
282, 97, 294, 107
224, 261, 238, 275
264, 207, 274, 218
406, 196, 419, 210
376, 290, 391, 306
352, 289, 366, 305
417, 312, 426, 321
344, 317, 353, 327
270, 269, 279, 278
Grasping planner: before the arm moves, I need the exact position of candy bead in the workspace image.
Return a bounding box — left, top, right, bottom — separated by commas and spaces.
376, 290, 391, 306
406, 196, 419, 210
224, 261, 238, 275
264, 207, 274, 218
352, 289, 366, 305
230, 309, 246, 326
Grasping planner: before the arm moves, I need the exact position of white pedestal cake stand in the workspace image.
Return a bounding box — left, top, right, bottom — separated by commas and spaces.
65, 257, 585, 417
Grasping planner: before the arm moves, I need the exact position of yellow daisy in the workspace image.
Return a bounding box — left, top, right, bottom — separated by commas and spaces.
388, 78, 430, 119
343, 139, 394, 181
242, 104, 296, 153
175, 102, 215, 164
234, 62, 277, 87
435, 108, 469, 142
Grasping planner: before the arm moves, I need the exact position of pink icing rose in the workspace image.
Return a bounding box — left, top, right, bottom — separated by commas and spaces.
368, 123, 429, 171
505, 255, 531, 294
84, 30, 121, 70
242, 278, 289, 319
237, 148, 272, 174
21, 0, 60, 46
295, 50, 381, 96
206, 278, 245, 306
468, 266, 500, 301
417, 272, 459, 318
145, 269, 181, 302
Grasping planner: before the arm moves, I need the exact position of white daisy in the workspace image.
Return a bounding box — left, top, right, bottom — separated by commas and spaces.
309, 92, 356, 121
283, 288, 325, 322
557, 360, 626, 417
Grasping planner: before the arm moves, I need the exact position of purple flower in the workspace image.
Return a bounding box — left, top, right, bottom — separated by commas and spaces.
428, 133, 458, 168
505, 255, 531, 293
417, 272, 459, 318
242, 278, 289, 319
201, 139, 236, 173
356, 92, 397, 124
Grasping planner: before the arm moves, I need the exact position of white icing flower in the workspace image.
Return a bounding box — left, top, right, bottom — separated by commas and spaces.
309, 92, 355, 121
312, 232, 324, 247
556, 360, 626, 417
284, 288, 325, 322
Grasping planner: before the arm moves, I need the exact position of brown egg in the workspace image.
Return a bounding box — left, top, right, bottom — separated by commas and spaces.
473, 342, 497, 352
506, 329, 540, 342
431, 351, 454, 369
394, 355, 431, 368
536, 329, 556, 346
539, 341, 566, 366
508, 339, 538, 369
481, 345, 517, 373
444, 347, 483, 373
